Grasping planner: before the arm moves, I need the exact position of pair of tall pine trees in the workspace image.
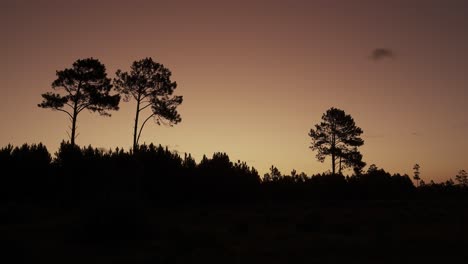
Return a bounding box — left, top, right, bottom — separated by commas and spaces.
38, 57, 182, 152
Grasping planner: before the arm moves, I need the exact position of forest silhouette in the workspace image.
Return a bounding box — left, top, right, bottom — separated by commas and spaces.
3, 58, 468, 263
1, 141, 467, 206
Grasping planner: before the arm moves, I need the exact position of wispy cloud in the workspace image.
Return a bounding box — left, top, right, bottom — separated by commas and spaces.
371, 48, 395, 61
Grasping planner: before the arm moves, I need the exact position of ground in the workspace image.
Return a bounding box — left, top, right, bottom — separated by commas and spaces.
2, 200, 467, 263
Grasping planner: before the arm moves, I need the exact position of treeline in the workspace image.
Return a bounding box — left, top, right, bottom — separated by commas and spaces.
1, 143, 467, 206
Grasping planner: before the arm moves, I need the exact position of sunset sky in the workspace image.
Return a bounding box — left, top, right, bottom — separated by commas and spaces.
1, 0, 467, 182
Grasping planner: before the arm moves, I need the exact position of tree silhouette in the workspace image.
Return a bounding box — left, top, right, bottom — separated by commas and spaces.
38, 58, 120, 146
339, 147, 366, 175
455, 169, 468, 187
263, 165, 282, 182
413, 163, 421, 187
308, 107, 364, 175
114, 58, 183, 152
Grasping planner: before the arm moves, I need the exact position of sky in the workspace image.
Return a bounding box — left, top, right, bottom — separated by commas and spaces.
1, 0, 467, 182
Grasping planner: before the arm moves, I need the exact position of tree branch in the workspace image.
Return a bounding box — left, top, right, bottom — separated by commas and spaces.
54, 108, 73, 120
136, 113, 156, 145
131, 90, 139, 101
63, 84, 74, 96
139, 102, 153, 112
77, 103, 91, 113
140, 88, 154, 101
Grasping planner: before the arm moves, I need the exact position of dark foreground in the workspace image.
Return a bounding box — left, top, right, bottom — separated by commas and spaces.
2, 200, 468, 263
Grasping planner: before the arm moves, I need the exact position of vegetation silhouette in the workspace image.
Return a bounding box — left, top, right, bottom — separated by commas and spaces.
309, 107, 365, 175
413, 163, 421, 187
455, 169, 468, 187
38, 58, 120, 146
2, 145, 468, 263
0, 142, 468, 263
3, 141, 467, 208
4, 57, 468, 262
114, 58, 183, 152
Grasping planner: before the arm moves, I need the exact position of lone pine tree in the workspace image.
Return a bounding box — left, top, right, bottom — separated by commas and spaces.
309, 107, 364, 175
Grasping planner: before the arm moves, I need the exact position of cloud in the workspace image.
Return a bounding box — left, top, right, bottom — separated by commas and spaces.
371, 48, 395, 61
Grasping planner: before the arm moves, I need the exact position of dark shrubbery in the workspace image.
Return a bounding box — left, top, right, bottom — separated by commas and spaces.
1, 143, 467, 206
1, 143, 52, 202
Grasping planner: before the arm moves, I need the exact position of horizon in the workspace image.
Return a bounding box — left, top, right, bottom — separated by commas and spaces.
2, 0, 467, 182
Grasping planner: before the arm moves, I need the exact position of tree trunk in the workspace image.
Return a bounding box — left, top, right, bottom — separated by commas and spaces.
331, 132, 336, 175
133, 95, 141, 152
339, 156, 342, 174
70, 102, 78, 146
331, 152, 336, 175
71, 85, 81, 147
71, 113, 77, 146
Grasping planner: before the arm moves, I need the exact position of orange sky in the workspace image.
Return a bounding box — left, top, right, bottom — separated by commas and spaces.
1, 0, 467, 182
